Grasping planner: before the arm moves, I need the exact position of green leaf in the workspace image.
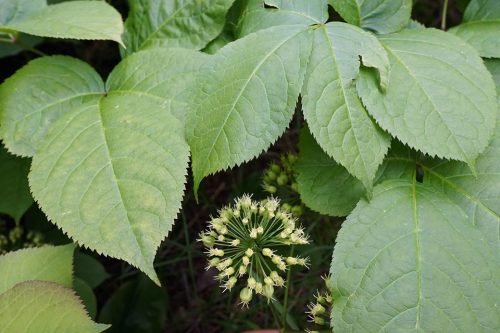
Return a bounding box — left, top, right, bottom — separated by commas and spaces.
236, 0, 328, 36
330, 180, 500, 332
74, 277, 98, 319
187, 25, 312, 193
421, 116, 500, 259
0, 145, 32, 221
0, 281, 109, 333
0, 56, 105, 157
99, 274, 167, 333
485, 58, 500, 97
29, 94, 189, 283
302, 22, 390, 190
1, 1, 124, 44
122, 0, 235, 55
0, 244, 74, 295
0, 0, 45, 26
448, 0, 500, 58
295, 127, 365, 217
449, 21, 500, 58
329, 0, 412, 34
357, 28, 498, 168
74, 251, 110, 289
106, 47, 209, 123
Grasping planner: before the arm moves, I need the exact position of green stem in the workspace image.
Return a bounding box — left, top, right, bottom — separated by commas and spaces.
182, 212, 197, 296
0, 34, 47, 57
281, 245, 294, 332
441, 0, 449, 30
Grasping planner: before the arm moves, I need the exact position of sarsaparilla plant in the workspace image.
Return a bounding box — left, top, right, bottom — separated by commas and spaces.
199, 195, 310, 330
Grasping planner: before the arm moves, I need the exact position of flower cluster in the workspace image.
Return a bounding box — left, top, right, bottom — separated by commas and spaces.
262, 153, 304, 216
0, 220, 44, 255
306, 275, 334, 332
199, 195, 310, 306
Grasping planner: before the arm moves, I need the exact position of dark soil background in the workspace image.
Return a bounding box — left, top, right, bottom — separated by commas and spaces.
0, 1, 467, 332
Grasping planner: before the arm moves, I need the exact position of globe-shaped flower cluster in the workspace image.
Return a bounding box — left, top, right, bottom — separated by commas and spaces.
199, 195, 310, 306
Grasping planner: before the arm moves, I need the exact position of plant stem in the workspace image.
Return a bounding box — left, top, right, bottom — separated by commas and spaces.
441, 0, 449, 30
0, 34, 47, 57
281, 245, 294, 332
182, 211, 197, 296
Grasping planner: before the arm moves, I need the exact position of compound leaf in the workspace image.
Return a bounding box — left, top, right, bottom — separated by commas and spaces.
329, 0, 412, 34
1, 1, 124, 44
0, 56, 105, 157
0, 244, 74, 295
29, 94, 189, 283
357, 28, 498, 168
449, 0, 500, 58
236, 0, 328, 36
0, 281, 109, 333
330, 180, 500, 332
302, 22, 390, 190
0, 145, 32, 221
122, 0, 235, 55
187, 25, 313, 193
296, 127, 365, 217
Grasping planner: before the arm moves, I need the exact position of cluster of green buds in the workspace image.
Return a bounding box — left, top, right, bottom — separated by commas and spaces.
262, 154, 304, 216
306, 275, 334, 332
0, 220, 44, 255
199, 195, 310, 307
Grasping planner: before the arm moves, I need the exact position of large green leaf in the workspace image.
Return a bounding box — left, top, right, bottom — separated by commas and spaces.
0, 244, 74, 295
1, 1, 124, 44
0, 281, 109, 333
29, 94, 189, 283
236, 0, 328, 36
295, 127, 364, 217
107, 47, 209, 123
449, 0, 500, 58
0, 56, 105, 157
122, 0, 235, 55
74, 251, 110, 289
330, 180, 500, 332
0, 145, 32, 221
3, 49, 204, 282
187, 25, 312, 193
357, 28, 498, 168
329, 0, 412, 34
302, 22, 390, 190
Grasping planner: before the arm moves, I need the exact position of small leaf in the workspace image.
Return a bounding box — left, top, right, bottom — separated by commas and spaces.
0, 144, 32, 221
330, 180, 500, 332
122, 0, 235, 55
99, 274, 167, 333
357, 28, 498, 168
296, 127, 365, 217
0, 56, 105, 157
187, 25, 313, 193
1, 1, 124, 44
329, 0, 412, 34
302, 22, 390, 190
74, 277, 98, 319
449, 0, 500, 58
74, 251, 110, 289
236, 0, 328, 36
0, 281, 109, 333
0, 244, 74, 295
29, 94, 189, 283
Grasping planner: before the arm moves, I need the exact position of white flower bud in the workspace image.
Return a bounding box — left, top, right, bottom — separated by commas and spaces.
247, 277, 257, 289
286, 257, 298, 265
255, 282, 263, 294
242, 256, 250, 266
240, 287, 253, 306
245, 248, 254, 257
262, 248, 273, 257
250, 228, 258, 239
231, 239, 240, 246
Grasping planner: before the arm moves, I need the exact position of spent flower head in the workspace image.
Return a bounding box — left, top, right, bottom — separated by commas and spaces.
306, 275, 334, 330
199, 194, 310, 306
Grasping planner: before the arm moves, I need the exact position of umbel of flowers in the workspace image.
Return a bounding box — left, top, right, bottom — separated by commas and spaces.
199, 195, 310, 306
